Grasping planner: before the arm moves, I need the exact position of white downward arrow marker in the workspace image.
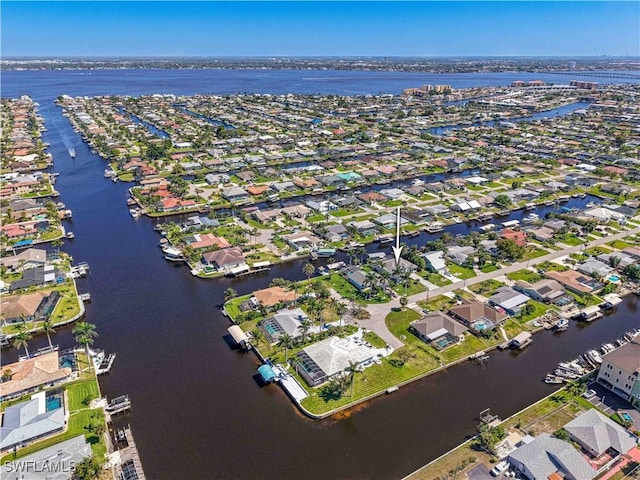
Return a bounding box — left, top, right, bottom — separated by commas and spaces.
392, 206, 403, 267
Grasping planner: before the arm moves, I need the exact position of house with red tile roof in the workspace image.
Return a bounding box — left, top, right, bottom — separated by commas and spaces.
500, 228, 528, 247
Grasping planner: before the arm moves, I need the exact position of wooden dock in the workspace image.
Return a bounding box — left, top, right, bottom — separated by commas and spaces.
113, 426, 147, 480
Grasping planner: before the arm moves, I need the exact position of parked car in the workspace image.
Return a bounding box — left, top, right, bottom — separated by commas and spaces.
491, 461, 509, 477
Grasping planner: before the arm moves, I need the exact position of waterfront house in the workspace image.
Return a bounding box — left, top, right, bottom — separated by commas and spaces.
563, 409, 637, 459
488, 287, 531, 316
283, 231, 321, 251
596, 340, 640, 409
306, 200, 336, 215
221, 186, 251, 204
186, 233, 231, 251
448, 300, 507, 333
258, 307, 310, 343
357, 191, 387, 204
158, 197, 197, 213
508, 433, 596, 480
596, 252, 635, 269
323, 224, 349, 242
348, 220, 378, 236
1, 291, 58, 325
582, 207, 627, 224
545, 270, 602, 294
344, 268, 369, 292
0, 248, 47, 272
513, 279, 568, 305
373, 213, 408, 230
201, 247, 246, 273
423, 251, 447, 275
252, 286, 297, 308
0, 352, 73, 401
500, 228, 528, 247
379, 188, 405, 200
245, 185, 272, 197
576, 259, 613, 278
528, 226, 555, 242
295, 336, 377, 387
424, 204, 450, 216
8, 265, 60, 292
409, 311, 467, 350
372, 256, 418, 283
0, 392, 67, 452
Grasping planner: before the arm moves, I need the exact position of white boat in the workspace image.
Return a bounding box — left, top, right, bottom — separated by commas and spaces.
68, 148, 76, 158
66, 231, 75, 239
162, 246, 185, 262
104, 169, 117, 178
129, 209, 140, 218
587, 349, 602, 364
523, 213, 540, 224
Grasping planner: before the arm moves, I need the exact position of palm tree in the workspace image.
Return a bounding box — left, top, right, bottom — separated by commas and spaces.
302, 263, 315, 285
250, 328, 264, 348
345, 361, 359, 397
41, 318, 56, 350
299, 318, 312, 343
277, 333, 294, 363
363, 271, 377, 300
73, 322, 98, 373
224, 287, 238, 302
13, 331, 32, 359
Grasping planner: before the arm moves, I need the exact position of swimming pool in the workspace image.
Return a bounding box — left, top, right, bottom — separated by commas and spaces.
609, 275, 620, 282
46, 396, 62, 411
59, 355, 75, 369
620, 412, 633, 423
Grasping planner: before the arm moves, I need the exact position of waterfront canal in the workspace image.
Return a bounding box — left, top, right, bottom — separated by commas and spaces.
2, 70, 639, 480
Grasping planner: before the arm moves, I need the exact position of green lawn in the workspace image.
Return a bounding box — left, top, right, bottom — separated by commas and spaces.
363, 331, 387, 349
224, 294, 252, 320
439, 333, 499, 364
608, 239, 632, 250
479, 263, 500, 273
536, 261, 568, 272
385, 308, 422, 346
507, 269, 543, 283
66, 379, 101, 410
447, 263, 476, 280
419, 271, 452, 286
522, 248, 549, 260
554, 234, 584, 246
392, 279, 426, 296
468, 279, 504, 295
517, 300, 554, 324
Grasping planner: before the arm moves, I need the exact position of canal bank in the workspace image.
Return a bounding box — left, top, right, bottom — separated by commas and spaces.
2, 70, 639, 480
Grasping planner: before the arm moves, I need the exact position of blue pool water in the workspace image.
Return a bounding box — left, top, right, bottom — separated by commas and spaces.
620, 412, 633, 422
475, 322, 488, 331
59, 355, 75, 369
46, 396, 62, 411
609, 275, 620, 282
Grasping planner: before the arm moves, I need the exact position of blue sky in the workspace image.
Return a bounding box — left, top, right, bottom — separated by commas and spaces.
2, 2, 639, 57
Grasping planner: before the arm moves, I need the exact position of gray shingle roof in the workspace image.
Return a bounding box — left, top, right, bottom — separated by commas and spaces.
0, 393, 66, 450
509, 433, 595, 480
564, 409, 638, 456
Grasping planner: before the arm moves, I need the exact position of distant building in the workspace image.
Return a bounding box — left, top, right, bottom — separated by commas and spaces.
596, 340, 640, 409
570, 80, 598, 90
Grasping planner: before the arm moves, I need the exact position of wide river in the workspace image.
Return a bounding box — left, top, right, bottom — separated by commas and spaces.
2, 70, 639, 480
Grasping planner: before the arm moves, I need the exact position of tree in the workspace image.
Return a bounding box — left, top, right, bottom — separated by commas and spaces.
250, 328, 264, 348
623, 264, 640, 281
277, 333, 294, 363
224, 287, 238, 302
400, 296, 409, 309
302, 263, 315, 285
2, 369, 13, 381
496, 238, 525, 262
476, 424, 507, 455
346, 361, 359, 397
73, 322, 98, 373
13, 331, 32, 359
73, 456, 104, 480
566, 380, 587, 398
494, 194, 512, 209
42, 318, 56, 350
299, 318, 312, 343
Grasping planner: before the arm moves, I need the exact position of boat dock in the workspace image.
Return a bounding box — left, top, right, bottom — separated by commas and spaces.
111, 426, 147, 480
79, 292, 91, 302
106, 395, 131, 416
96, 352, 116, 375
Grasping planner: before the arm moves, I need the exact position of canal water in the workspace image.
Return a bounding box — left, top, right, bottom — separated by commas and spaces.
2, 70, 639, 480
